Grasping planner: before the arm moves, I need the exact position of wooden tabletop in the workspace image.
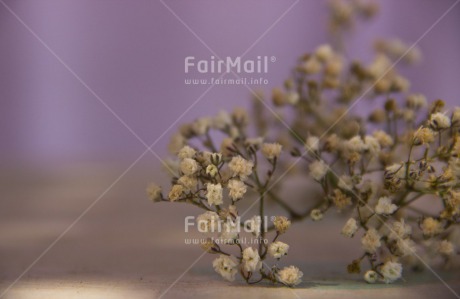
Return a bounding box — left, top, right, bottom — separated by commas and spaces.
1, 163, 459, 299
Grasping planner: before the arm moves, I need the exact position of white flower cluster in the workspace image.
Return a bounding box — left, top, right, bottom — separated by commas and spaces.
148, 107, 306, 286
148, 0, 460, 287
213, 255, 237, 281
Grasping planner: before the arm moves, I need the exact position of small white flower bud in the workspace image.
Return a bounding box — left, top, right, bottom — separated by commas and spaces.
310, 209, 323, 221
146, 183, 162, 202
364, 270, 378, 284
261, 143, 283, 160
273, 216, 291, 234
206, 183, 223, 206
429, 112, 451, 130
206, 164, 218, 177
268, 241, 290, 259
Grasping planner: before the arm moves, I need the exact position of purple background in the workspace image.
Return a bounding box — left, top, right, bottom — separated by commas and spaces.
1, 0, 459, 166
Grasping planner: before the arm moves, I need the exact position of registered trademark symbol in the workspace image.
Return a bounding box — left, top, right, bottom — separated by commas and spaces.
270, 56, 276, 62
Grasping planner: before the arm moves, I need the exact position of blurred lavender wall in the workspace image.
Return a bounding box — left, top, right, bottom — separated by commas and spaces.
0, 0, 459, 165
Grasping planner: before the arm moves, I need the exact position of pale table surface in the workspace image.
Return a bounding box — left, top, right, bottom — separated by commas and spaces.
1, 163, 459, 299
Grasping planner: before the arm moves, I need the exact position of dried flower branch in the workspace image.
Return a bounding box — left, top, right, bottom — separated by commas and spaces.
147, 0, 459, 286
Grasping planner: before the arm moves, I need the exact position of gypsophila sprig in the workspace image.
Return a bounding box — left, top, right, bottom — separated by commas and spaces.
146, 104, 301, 286
147, 0, 459, 286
